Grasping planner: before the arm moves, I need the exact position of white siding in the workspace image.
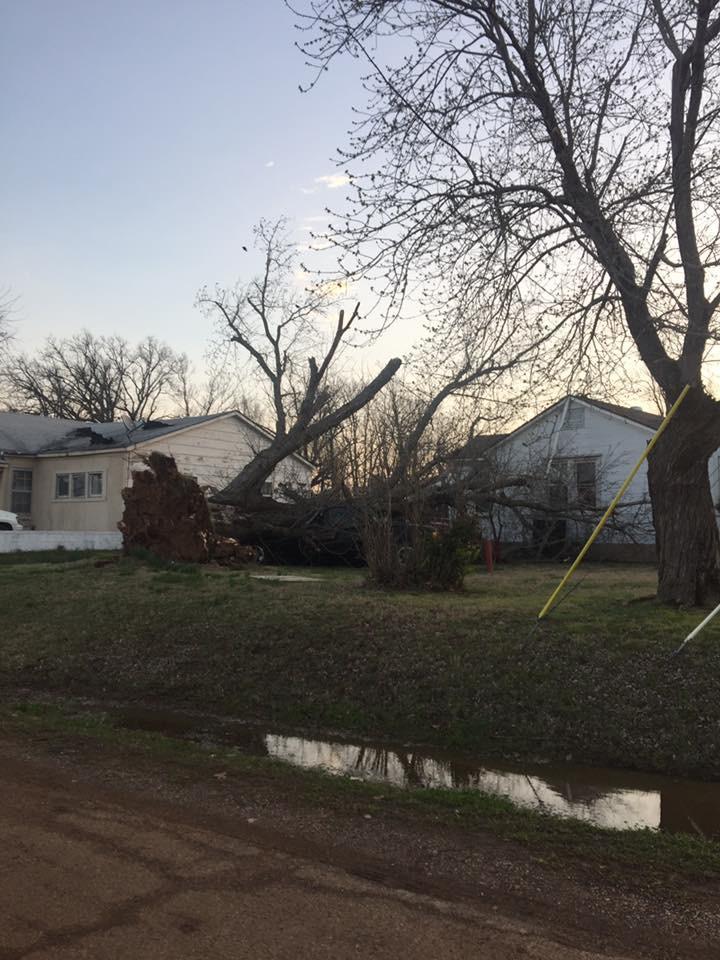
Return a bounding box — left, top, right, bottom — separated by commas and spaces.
488, 399, 658, 545
30, 452, 130, 532
132, 414, 314, 496
11, 414, 314, 533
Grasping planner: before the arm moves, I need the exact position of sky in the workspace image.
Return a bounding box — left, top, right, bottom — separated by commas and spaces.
1, 1, 373, 366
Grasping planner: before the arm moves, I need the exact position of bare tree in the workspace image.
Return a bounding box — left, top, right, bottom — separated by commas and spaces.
294, 0, 720, 605
304, 270, 545, 495
171, 354, 264, 419
304, 379, 436, 491
2, 331, 186, 422
311, 377, 499, 494
197, 218, 401, 504
0, 294, 13, 357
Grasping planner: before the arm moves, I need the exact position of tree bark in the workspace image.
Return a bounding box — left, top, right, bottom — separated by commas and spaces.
647, 391, 720, 606
214, 357, 401, 507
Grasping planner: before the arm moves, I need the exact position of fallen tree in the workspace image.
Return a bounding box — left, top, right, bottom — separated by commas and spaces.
120, 448, 651, 572
197, 219, 401, 507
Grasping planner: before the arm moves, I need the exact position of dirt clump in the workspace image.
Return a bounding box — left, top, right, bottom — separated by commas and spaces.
119, 452, 253, 565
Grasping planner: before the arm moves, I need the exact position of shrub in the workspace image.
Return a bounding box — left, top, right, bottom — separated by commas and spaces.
365, 509, 478, 591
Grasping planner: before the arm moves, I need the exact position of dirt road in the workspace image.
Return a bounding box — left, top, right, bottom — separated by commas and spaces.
0, 734, 717, 959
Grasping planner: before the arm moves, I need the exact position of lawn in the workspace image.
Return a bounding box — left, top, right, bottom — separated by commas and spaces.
2, 552, 719, 777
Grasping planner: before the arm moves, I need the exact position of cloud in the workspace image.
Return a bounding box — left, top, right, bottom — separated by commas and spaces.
300, 186, 317, 195
295, 239, 332, 252
265, 160, 275, 168
314, 174, 351, 190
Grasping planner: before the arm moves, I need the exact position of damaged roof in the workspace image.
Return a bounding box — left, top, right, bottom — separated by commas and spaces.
35, 414, 222, 454
0, 411, 314, 467
0, 412, 83, 455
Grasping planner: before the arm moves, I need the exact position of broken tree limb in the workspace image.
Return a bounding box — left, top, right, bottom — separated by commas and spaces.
214, 357, 402, 506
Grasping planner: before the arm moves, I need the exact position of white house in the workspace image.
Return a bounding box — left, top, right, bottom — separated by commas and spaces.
0, 410, 314, 535
463, 396, 720, 560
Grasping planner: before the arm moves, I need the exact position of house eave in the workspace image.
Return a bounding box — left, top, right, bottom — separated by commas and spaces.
34, 447, 132, 459
128, 411, 315, 470
488, 395, 656, 455
572, 397, 657, 434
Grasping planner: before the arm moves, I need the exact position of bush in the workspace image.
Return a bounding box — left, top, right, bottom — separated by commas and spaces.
412, 518, 480, 590
365, 510, 478, 591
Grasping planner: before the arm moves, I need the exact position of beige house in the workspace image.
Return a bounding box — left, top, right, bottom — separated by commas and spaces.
0, 411, 314, 532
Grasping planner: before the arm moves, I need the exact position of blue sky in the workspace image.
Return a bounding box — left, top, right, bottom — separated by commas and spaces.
1, 1, 367, 362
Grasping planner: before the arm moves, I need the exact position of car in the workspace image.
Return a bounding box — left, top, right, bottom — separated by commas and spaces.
251, 503, 362, 566
252, 502, 424, 567
0, 510, 23, 531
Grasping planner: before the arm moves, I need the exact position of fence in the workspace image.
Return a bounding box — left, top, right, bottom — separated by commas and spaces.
0, 531, 122, 553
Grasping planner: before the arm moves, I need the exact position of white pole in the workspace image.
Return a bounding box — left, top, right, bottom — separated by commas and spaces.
673, 600, 720, 657
544, 397, 571, 476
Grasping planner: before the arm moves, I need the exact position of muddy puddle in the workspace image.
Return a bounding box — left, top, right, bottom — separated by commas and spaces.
115, 705, 720, 838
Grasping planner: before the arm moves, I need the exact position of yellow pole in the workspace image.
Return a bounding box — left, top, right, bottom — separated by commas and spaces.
537, 384, 691, 620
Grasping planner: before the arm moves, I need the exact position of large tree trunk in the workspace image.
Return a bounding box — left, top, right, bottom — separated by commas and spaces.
215, 357, 402, 507
647, 391, 720, 606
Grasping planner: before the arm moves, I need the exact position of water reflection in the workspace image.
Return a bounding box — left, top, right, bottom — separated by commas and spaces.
113, 706, 720, 837
265, 735, 716, 836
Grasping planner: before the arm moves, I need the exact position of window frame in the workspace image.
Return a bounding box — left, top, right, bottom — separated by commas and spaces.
71, 472, 87, 499
87, 471, 104, 498
53, 469, 106, 502
10, 469, 33, 516
55, 473, 70, 499
548, 456, 599, 508
574, 458, 598, 508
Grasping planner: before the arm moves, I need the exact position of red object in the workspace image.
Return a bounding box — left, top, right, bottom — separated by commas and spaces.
483, 539, 494, 573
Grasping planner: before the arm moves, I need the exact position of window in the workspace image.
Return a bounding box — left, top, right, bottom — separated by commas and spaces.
561, 404, 585, 430
55, 470, 104, 500
575, 459, 597, 507
72, 472, 86, 498
261, 480, 274, 497
547, 460, 569, 507
88, 472, 104, 497
55, 474, 70, 498
11, 470, 32, 515
548, 457, 597, 508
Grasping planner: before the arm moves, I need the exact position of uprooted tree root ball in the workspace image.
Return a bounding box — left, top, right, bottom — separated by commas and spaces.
118, 452, 254, 565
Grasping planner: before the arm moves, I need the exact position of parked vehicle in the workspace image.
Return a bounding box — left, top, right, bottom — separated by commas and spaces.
0, 510, 23, 531
253, 503, 436, 567
254, 504, 365, 566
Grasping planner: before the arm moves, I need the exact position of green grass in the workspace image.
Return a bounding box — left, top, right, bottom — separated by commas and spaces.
0, 548, 119, 566
1, 555, 718, 776
6, 700, 720, 881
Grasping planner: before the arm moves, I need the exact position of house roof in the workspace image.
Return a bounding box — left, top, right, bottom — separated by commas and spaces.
453, 395, 663, 462
452, 434, 508, 461
0, 412, 83, 456
0, 410, 315, 468
575, 396, 663, 430
38, 414, 225, 454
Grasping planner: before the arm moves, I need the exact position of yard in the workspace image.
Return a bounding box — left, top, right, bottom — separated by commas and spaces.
2, 552, 719, 778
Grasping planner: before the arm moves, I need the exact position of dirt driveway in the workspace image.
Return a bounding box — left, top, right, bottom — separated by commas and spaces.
0, 734, 717, 959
